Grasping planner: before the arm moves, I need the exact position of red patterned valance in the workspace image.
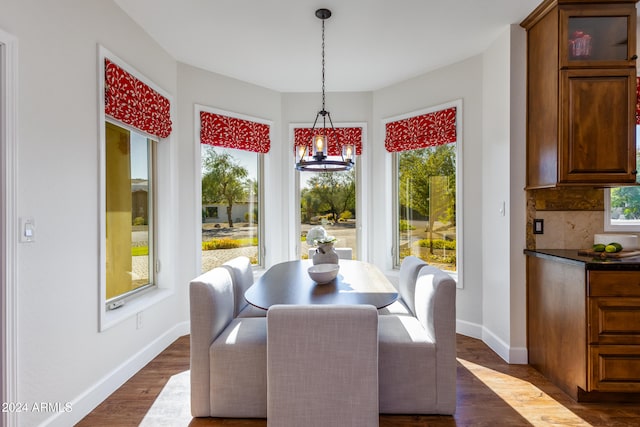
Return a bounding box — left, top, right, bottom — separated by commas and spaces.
200, 111, 270, 153
104, 59, 172, 139
384, 107, 457, 152
636, 76, 639, 125
293, 127, 363, 156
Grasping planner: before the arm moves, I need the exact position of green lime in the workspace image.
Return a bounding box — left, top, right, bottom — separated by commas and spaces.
593, 244, 606, 252
609, 242, 623, 252
605, 244, 617, 253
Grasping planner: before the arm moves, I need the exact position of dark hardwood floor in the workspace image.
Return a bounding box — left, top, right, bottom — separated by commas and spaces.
76, 334, 640, 426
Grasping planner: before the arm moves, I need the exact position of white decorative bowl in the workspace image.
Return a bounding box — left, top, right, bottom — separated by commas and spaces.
594, 234, 638, 250
307, 263, 340, 284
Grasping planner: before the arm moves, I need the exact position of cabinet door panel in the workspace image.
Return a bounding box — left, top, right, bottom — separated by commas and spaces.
589, 346, 640, 392
559, 68, 636, 184
560, 5, 636, 68
589, 297, 640, 344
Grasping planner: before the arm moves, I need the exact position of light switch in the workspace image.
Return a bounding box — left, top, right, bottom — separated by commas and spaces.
20, 217, 35, 242
533, 218, 544, 235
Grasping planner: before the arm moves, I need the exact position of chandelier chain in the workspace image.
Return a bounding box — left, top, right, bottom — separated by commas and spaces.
321, 18, 326, 111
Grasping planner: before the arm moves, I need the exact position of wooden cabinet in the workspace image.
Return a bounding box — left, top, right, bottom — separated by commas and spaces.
527, 255, 587, 400
527, 253, 640, 400
521, 0, 637, 189
587, 271, 640, 393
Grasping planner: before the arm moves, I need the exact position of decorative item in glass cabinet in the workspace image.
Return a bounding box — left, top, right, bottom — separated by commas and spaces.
569, 30, 592, 59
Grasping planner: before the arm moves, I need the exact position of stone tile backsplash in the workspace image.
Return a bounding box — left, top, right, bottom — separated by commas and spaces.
534, 210, 605, 249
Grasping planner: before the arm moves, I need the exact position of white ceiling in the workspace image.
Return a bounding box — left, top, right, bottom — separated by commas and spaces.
115, 0, 542, 92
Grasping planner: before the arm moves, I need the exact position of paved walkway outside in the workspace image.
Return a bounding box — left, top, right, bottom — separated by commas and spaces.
132, 246, 258, 280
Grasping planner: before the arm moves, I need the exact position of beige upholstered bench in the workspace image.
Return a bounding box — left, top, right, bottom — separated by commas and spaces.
378, 257, 457, 414
222, 256, 266, 318
189, 265, 267, 418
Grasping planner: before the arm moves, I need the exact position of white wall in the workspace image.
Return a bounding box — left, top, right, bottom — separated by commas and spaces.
372, 56, 485, 333
482, 26, 511, 355
480, 25, 527, 363
176, 62, 283, 275
509, 24, 528, 363
0, 1, 186, 425
370, 31, 529, 359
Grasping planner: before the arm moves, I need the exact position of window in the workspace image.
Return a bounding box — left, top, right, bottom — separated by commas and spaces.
387, 102, 461, 274
99, 48, 174, 329
605, 126, 640, 231
105, 121, 156, 306
198, 107, 269, 273
299, 167, 357, 259
200, 145, 262, 272
395, 145, 457, 271
293, 124, 364, 260
204, 206, 218, 219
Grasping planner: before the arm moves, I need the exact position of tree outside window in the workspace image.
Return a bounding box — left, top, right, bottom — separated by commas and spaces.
397, 144, 457, 271
299, 168, 357, 259
200, 145, 260, 272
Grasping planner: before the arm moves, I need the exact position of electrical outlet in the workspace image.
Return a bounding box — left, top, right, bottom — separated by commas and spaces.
136, 312, 143, 329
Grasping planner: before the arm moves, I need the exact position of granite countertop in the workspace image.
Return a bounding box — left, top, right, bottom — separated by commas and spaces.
524, 248, 640, 270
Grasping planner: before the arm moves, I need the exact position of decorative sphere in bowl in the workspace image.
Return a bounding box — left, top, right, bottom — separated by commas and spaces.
307, 263, 339, 284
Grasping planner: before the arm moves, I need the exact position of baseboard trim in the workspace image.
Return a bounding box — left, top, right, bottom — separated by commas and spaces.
457, 319, 528, 364
39, 321, 190, 427
456, 318, 483, 339
508, 345, 528, 365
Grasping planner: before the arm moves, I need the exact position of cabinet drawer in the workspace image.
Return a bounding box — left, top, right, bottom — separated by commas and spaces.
589, 297, 640, 344
588, 271, 640, 297
589, 346, 640, 392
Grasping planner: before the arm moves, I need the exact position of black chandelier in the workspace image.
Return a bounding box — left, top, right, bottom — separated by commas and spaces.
295, 8, 355, 172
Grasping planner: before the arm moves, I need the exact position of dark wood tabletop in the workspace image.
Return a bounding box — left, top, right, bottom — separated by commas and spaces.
244, 259, 398, 310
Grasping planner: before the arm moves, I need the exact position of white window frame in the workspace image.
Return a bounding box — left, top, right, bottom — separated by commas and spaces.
1, 27, 18, 427
604, 125, 640, 232
384, 99, 463, 288
290, 122, 367, 261
604, 188, 640, 232
194, 104, 269, 272
98, 46, 175, 331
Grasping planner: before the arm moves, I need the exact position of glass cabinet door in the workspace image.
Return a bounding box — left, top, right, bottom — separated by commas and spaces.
560, 5, 636, 67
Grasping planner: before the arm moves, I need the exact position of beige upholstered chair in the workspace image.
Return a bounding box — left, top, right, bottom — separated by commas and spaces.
222, 256, 266, 317
267, 305, 379, 427
378, 264, 457, 414
189, 266, 267, 418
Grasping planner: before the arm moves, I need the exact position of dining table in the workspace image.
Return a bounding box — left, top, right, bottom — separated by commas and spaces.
244, 259, 398, 310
